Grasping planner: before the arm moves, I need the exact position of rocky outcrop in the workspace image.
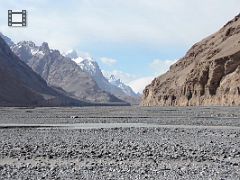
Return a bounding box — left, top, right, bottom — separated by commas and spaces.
142, 14, 240, 106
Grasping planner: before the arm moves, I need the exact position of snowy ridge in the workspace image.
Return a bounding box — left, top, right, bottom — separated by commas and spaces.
78, 59, 99, 76
64, 50, 140, 103
108, 75, 138, 97
10, 40, 125, 104
12, 41, 49, 59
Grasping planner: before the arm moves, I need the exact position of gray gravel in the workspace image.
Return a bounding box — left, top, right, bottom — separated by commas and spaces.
0, 106, 240, 179
1, 106, 240, 126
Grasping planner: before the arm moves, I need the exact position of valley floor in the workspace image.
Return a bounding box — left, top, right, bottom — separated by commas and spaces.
0, 106, 239, 179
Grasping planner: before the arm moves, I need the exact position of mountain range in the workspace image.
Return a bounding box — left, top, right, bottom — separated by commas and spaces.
0, 33, 138, 106
3, 14, 239, 107
0, 35, 89, 107
10, 41, 127, 105
64, 50, 140, 104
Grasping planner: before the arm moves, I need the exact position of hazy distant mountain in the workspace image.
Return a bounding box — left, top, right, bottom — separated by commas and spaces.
142, 14, 240, 106
108, 75, 138, 98
65, 50, 140, 104
11, 42, 125, 104
0, 36, 87, 107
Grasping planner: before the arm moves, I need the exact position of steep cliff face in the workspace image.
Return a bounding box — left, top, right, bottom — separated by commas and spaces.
142, 14, 240, 106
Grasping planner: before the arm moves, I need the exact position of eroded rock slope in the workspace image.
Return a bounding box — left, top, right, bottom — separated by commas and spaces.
142, 14, 240, 106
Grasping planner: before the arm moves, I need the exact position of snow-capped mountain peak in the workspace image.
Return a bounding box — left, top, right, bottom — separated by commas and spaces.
63, 49, 140, 104
64, 50, 94, 63
108, 74, 138, 98
79, 59, 100, 76
109, 75, 121, 84
39, 42, 50, 53
109, 75, 117, 81
64, 50, 97, 74
64, 49, 78, 59
12, 41, 50, 58
73, 57, 84, 64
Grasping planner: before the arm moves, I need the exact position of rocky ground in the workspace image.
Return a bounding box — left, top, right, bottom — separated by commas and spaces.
0, 106, 240, 179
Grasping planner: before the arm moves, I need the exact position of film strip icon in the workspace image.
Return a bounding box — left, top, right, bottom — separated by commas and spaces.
8, 10, 27, 27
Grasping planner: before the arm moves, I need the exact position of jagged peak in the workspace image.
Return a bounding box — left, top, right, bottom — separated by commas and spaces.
13, 41, 58, 57
81, 58, 97, 64
109, 75, 119, 81
109, 75, 116, 80
79, 58, 100, 75
17, 41, 36, 48
81, 55, 94, 62
64, 49, 79, 59
109, 75, 121, 84
64, 50, 95, 64
39, 42, 50, 52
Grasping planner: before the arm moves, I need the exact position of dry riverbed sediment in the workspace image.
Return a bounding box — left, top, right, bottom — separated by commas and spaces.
0, 106, 239, 179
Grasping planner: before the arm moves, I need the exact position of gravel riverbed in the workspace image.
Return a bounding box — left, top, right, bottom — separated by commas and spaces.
0, 106, 239, 179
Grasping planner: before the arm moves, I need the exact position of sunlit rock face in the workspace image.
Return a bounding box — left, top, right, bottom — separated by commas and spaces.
142, 14, 240, 106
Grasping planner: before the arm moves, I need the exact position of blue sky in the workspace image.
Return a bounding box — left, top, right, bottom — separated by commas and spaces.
0, 0, 240, 92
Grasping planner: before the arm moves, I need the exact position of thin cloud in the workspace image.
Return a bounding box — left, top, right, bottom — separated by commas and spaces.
114, 59, 177, 93
102, 70, 138, 83
100, 57, 117, 66
150, 59, 177, 76
128, 77, 155, 94
0, 0, 240, 51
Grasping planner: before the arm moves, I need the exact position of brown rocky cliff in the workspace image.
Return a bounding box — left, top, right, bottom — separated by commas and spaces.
141, 14, 240, 106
